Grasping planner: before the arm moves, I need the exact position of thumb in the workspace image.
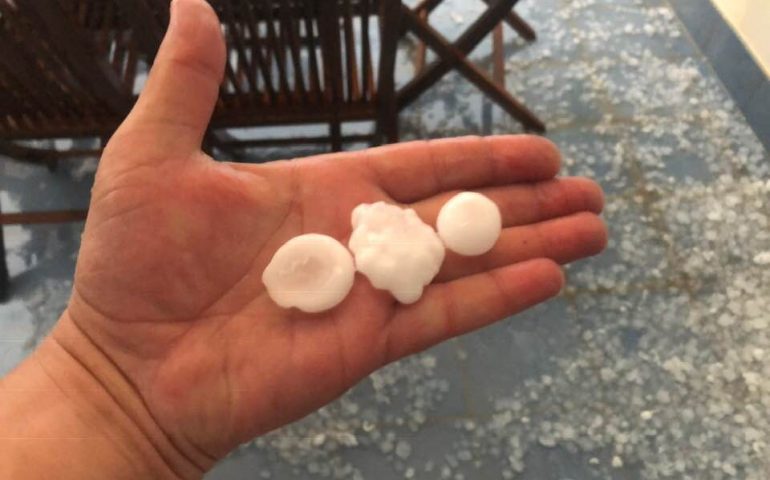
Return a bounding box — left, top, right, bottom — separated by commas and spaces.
112, 0, 225, 158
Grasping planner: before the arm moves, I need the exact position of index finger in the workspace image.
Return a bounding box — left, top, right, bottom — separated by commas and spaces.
362, 135, 561, 203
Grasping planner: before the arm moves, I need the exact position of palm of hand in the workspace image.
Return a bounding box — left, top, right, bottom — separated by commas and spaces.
72, 146, 405, 457
59, 0, 607, 466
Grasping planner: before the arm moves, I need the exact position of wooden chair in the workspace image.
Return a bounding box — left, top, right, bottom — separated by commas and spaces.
0, 0, 401, 162
397, 0, 545, 133
0, 0, 401, 298
0, 0, 543, 298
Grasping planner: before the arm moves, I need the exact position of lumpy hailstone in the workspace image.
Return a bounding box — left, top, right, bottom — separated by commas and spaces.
437, 191, 502, 256
349, 202, 445, 304
262, 234, 355, 313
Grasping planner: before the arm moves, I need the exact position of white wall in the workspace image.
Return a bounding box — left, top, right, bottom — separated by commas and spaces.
711, 0, 770, 76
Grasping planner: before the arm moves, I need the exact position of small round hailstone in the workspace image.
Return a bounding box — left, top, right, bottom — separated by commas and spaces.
349, 202, 445, 304
262, 233, 355, 313
437, 192, 502, 255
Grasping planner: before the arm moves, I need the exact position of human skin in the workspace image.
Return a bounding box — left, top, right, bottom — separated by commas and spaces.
0, 1, 607, 478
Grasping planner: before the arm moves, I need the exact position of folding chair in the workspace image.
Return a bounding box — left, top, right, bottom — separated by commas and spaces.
396, 0, 545, 133
0, 0, 401, 299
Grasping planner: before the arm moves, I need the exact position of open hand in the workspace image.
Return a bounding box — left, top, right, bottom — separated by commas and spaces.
42, 0, 607, 476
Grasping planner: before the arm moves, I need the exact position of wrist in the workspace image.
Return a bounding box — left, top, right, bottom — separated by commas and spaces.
0, 311, 205, 480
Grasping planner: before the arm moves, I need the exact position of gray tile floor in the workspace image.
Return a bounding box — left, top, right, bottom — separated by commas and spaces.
2, 0, 769, 478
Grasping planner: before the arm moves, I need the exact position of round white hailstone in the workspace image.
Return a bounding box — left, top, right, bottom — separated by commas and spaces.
262, 233, 355, 313
349, 202, 445, 304
436, 192, 502, 256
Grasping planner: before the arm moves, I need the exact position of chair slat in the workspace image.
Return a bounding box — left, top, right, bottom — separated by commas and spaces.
318, 1, 344, 104
376, 0, 400, 143
149, 0, 170, 29
118, 0, 165, 61
0, 70, 36, 121
302, 1, 323, 103
279, 1, 308, 102
241, 1, 277, 104
77, 0, 89, 28
0, 19, 60, 117
317, 0, 345, 150
222, 0, 259, 99
0, 209, 89, 226
223, 50, 245, 100
16, 0, 130, 114
37, 32, 99, 119
0, 37, 58, 123
123, 36, 139, 92
0, 0, 415, 153
360, 0, 374, 100
261, 0, 292, 105
111, 31, 127, 83
98, 2, 131, 89
342, 0, 360, 102
0, 3, 90, 121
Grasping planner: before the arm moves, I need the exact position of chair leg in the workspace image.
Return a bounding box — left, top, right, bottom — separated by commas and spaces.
0, 211, 8, 301
383, 108, 399, 144
493, 24, 505, 87
505, 11, 536, 41
330, 120, 342, 152
414, 9, 429, 73
479, 0, 536, 41
0, 248, 7, 301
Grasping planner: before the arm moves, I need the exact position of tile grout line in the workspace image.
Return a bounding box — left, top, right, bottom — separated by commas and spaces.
663, 0, 770, 154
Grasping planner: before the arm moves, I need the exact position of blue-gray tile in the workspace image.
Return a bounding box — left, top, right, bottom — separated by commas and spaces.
565, 195, 674, 292
505, 63, 606, 129
704, 28, 766, 109
359, 342, 471, 419
742, 80, 770, 151
458, 298, 576, 415
666, 0, 723, 49
519, 445, 642, 480
570, 4, 698, 59
632, 129, 720, 184
547, 127, 634, 195
206, 450, 286, 480
2, 169, 92, 214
